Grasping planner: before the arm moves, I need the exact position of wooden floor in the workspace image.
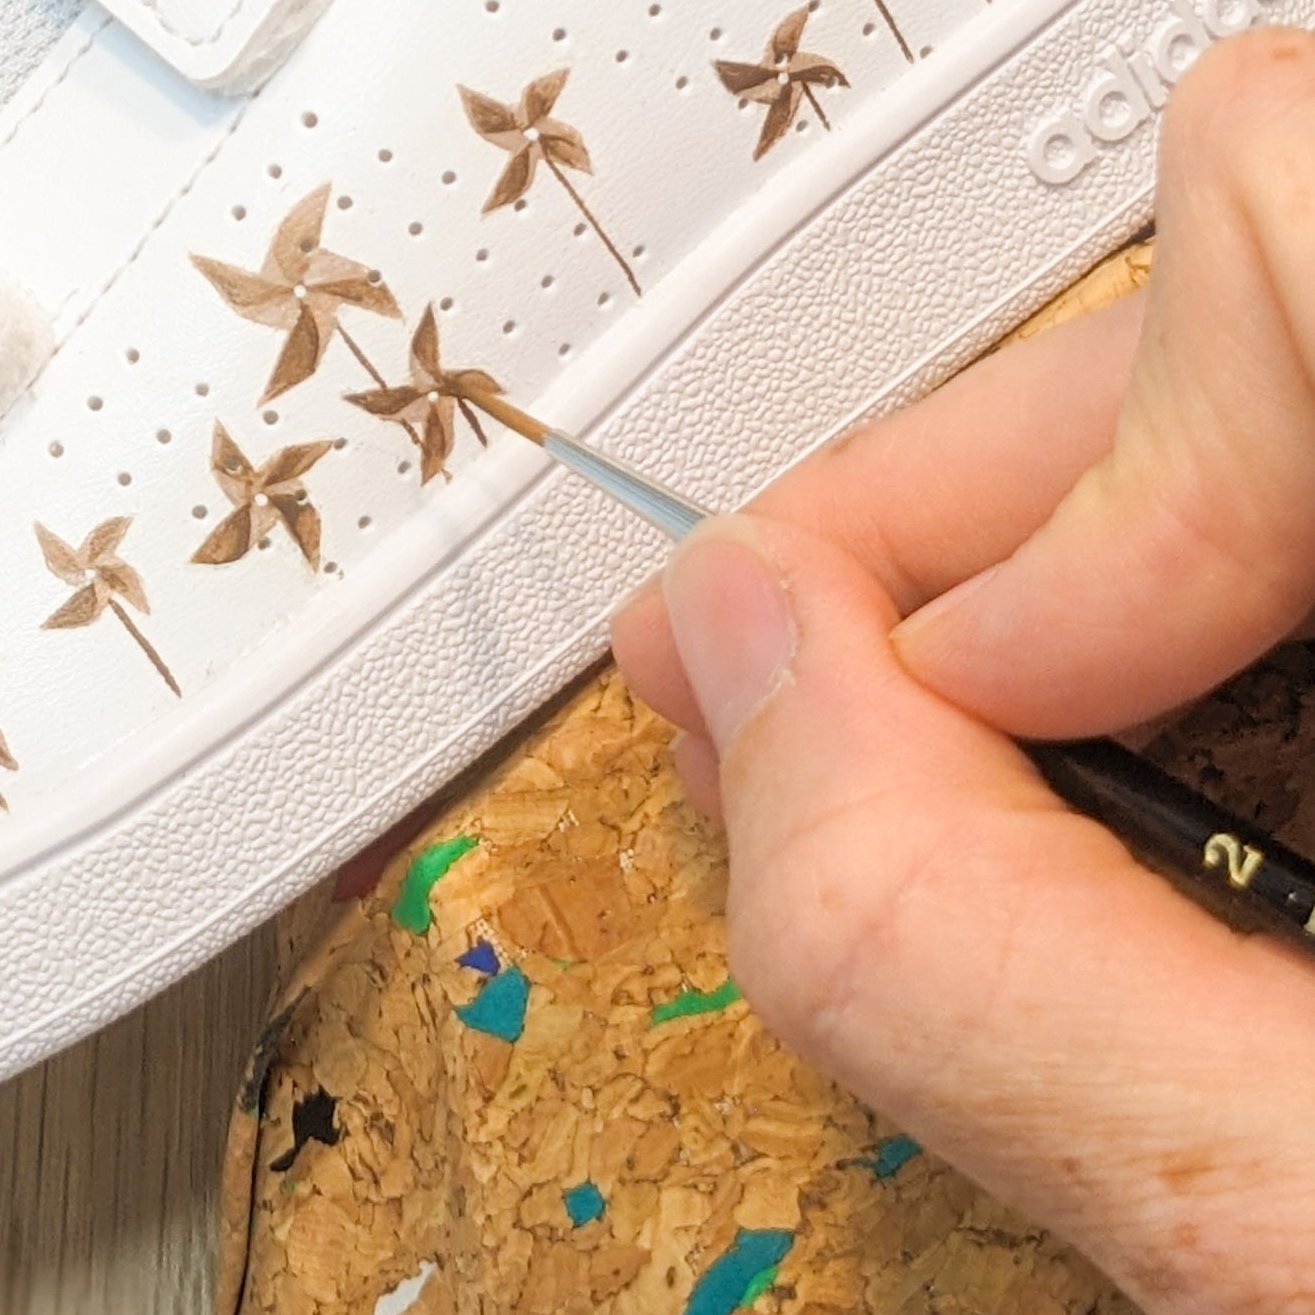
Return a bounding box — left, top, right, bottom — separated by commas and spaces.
0, 926, 278, 1315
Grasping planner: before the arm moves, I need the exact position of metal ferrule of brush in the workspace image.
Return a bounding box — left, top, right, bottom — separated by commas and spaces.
544, 430, 708, 541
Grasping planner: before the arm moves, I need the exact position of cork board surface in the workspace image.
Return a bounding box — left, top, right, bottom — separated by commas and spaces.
217, 238, 1315, 1315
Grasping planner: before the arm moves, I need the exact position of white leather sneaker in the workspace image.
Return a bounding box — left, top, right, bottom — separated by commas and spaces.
0, 0, 1293, 1077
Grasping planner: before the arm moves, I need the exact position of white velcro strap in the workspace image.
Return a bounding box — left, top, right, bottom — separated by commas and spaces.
94, 0, 334, 93
0, 269, 52, 421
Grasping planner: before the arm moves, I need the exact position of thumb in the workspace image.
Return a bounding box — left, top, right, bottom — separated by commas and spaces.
892, 29, 1315, 738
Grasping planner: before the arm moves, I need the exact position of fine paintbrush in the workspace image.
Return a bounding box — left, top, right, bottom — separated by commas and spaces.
464, 388, 1315, 953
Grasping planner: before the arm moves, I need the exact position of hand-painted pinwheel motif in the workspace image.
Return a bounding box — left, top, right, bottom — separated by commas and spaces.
35, 518, 180, 697
193, 424, 333, 569
460, 70, 641, 297
191, 185, 402, 402
715, 7, 849, 160
346, 305, 504, 485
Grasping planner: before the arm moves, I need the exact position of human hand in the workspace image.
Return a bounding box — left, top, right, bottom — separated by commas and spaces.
611, 31, 1315, 1315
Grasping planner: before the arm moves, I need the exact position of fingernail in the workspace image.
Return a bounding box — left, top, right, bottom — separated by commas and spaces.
662, 517, 796, 750
891, 563, 1001, 657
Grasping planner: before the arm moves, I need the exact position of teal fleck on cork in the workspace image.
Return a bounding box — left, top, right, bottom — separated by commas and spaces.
650, 978, 742, 1027
562, 1180, 605, 1227
685, 1229, 793, 1315
865, 1134, 922, 1180
456, 965, 530, 1043
390, 835, 479, 935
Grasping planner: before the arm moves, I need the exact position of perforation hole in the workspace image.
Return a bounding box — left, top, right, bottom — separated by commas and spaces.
862, 22, 875, 35
357, 515, 372, 530
597, 292, 611, 308
323, 561, 338, 575
648, 3, 661, 14
48, 441, 63, 459
301, 110, 319, 129
378, 148, 393, 163
397, 459, 412, 476
367, 269, 382, 284
573, 222, 587, 237
675, 75, 689, 91
558, 343, 571, 357
156, 429, 172, 445
615, 50, 629, 63
709, 26, 723, 40
232, 205, 247, 221
632, 244, 647, 259
552, 27, 567, 41
192, 505, 207, 519
268, 162, 283, 178
117, 472, 132, 487
409, 221, 424, 236
502, 320, 516, 335
439, 296, 454, 311
485, 0, 499, 10
337, 195, 353, 210
476, 247, 489, 262
125, 348, 140, 364
441, 170, 456, 185
262, 409, 279, 426
258, 537, 271, 551
333, 437, 348, 451
513, 198, 528, 212
540, 274, 555, 289
195, 382, 210, 397
86, 395, 103, 412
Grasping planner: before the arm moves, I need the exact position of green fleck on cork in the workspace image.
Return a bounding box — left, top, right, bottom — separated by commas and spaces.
651, 978, 743, 1027
456, 964, 530, 1043
389, 835, 479, 934
562, 1180, 606, 1227
739, 1264, 780, 1308
685, 1229, 793, 1315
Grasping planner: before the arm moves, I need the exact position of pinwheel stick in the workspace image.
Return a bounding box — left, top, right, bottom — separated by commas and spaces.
801, 84, 832, 131
338, 323, 427, 463
874, 0, 915, 63
108, 599, 181, 698
543, 156, 641, 299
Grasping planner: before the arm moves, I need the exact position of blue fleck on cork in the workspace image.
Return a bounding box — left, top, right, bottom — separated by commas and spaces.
456, 964, 530, 1043
456, 939, 501, 976
685, 1228, 793, 1315
562, 1180, 606, 1227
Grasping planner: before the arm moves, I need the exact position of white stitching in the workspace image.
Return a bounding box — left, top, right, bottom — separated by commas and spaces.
53, 96, 254, 341
0, 16, 112, 156
129, 0, 252, 48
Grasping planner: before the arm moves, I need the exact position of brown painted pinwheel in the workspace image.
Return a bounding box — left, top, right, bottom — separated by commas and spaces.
459, 70, 641, 296
193, 424, 333, 569
0, 730, 15, 814
192, 185, 402, 402
345, 305, 503, 485
35, 517, 180, 697
715, 7, 849, 160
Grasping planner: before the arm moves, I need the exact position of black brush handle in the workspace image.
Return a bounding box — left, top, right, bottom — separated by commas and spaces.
1024, 737, 1315, 948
